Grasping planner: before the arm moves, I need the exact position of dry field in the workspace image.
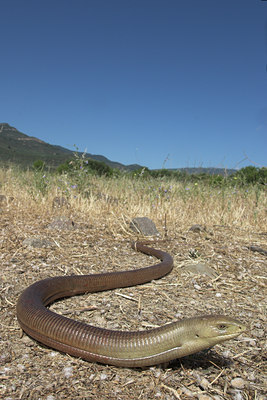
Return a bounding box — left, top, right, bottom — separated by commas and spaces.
0, 169, 266, 400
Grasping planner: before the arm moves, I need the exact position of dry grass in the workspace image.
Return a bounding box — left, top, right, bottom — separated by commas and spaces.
0, 168, 266, 399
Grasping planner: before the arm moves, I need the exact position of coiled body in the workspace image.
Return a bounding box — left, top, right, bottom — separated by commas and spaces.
17, 242, 246, 367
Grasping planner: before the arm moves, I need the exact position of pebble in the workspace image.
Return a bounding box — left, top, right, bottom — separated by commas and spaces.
63, 367, 73, 378
21, 335, 34, 345
232, 391, 244, 400
48, 216, 75, 230
189, 224, 206, 233
182, 262, 217, 278
17, 364, 25, 372
253, 329, 264, 338
222, 349, 232, 358
198, 395, 213, 400
2, 366, 11, 373
230, 377, 246, 389
248, 339, 256, 346
153, 369, 161, 378
199, 377, 210, 390
23, 236, 54, 248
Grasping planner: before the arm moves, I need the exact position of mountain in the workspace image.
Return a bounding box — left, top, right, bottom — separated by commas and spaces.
0, 123, 141, 171
0, 123, 237, 176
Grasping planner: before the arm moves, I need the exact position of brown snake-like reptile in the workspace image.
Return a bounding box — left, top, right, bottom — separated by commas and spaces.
16, 242, 246, 367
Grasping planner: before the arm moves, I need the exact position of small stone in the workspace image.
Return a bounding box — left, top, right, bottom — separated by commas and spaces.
230, 377, 246, 389
232, 391, 244, 400
48, 216, 75, 230
100, 373, 108, 380
17, 364, 25, 372
130, 217, 159, 236
182, 262, 218, 278
198, 395, 213, 400
247, 372, 256, 381
253, 329, 264, 338
248, 339, 257, 346
2, 366, 11, 373
0, 352, 12, 365
222, 349, 232, 358
23, 236, 54, 248
199, 377, 210, 390
189, 224, 206, 233
153, 370, 161, 378
63, 366, 73, 378
21, 335, 34, 345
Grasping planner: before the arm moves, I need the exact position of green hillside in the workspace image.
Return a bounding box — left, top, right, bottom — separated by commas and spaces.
0, 123, 140, 171
0, 123, 244, 177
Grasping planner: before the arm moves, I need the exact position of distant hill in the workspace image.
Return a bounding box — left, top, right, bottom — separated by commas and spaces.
169, 167, 237, 176
0, 123, 237, 176
0, 123, 141, 171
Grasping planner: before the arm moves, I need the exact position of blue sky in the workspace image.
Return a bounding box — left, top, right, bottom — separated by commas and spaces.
1, 0, 266, 169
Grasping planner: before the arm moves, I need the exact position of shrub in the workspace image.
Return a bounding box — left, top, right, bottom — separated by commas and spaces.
33, 160, 45, 171
232, 166, 267, 185
57, 158, 115, 177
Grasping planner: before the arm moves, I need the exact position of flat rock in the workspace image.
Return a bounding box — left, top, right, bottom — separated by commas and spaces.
130, 217, 159, 236
23, 236, 54, 248
181, 262, 218, 278
230, 377, 246, 389
48, 216, 75, 230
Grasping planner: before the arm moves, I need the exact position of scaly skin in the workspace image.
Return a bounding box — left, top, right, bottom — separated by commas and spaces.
16, 242, 246, 367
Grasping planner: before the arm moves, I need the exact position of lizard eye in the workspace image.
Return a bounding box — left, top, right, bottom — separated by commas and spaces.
218, 324, 227, 330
